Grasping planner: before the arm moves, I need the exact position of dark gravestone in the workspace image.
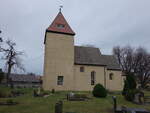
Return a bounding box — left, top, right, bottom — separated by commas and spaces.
112, 96, 117, 113
66, 94, 69, 100
144, 96, 150, 104
133, 92, 144, 104
55, 101, 63, 113
121, 106, 127, 113
116, 106, 150, 113
126, 108, 150, 113
114, 94, 150, 113
67, 92, 86, 101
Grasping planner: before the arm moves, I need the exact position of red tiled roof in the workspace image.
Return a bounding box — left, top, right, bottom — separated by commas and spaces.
47, 12, 75, 35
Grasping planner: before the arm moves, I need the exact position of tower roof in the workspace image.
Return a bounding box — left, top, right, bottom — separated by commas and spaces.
47, 12, 75, 35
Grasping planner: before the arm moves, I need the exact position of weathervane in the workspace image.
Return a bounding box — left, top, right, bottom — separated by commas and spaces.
59, 5, 63, 12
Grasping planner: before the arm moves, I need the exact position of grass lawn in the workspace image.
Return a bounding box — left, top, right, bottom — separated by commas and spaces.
0, 87, 150, 113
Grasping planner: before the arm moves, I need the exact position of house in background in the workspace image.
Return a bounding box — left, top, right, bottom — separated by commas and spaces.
9, 74, 42, 88
43, 11, 125, 91
0, 71, 42, 88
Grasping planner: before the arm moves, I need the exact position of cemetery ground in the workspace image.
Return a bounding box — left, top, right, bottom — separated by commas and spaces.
0, 86, 150, 113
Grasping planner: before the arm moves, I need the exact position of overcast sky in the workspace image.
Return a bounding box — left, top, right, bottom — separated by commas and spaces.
0, 0, 150, 75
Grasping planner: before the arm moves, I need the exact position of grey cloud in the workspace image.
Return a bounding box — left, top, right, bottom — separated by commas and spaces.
0, 0, 150, 75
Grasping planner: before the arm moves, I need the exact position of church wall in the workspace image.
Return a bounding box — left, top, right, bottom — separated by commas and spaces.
105, 70, 124, 91
43, 32, 75, 91
73, 65, 124, 91
73, 65, 105, 91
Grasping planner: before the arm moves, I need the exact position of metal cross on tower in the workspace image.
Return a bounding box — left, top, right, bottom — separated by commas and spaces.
59, 5, 63, 12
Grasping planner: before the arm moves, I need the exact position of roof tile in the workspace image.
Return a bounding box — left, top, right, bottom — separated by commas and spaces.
74, 46, 121, 70
47, 12, 75, 35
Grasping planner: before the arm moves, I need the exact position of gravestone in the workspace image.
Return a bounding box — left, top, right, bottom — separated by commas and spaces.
37, 87, 41, 95
67, 92, 74, 100
112, 96, 117, 112
133, 92, 144, 104
55, 101, 63, 113
69, 92, 74, 98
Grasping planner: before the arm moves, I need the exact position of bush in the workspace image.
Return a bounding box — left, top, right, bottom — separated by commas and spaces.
122, 79, 129, 95
42, 90, 50, 95
0, 91, 12, 97
122, 73, 138, 101
6, 99, 14, 104
92, 83, 107, 98
40, 87, 44, 92
125, 89, 140, 101
11, 89, 25, 97
33, 88, 50, 97
125, 90, 135, 101
52, 89, 55, 94
0, 86, 12, 97
122, 73, 137, 96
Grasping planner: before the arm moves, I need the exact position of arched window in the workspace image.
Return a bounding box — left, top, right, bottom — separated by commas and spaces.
91, 71, 96, 85
109, 73, 114, 80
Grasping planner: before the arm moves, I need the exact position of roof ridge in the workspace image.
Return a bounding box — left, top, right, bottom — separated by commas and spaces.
75, 45, 99, 49
100, 54, 115, 57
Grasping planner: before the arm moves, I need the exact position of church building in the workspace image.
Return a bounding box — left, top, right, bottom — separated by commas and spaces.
43, 11, 124, 91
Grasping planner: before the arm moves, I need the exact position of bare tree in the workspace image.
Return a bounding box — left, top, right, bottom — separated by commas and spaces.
134, 47, 150, 88
113, 46, 135, 73
113, 46, 150, 88
0, 30, 3, 47
0, 39, 25, 85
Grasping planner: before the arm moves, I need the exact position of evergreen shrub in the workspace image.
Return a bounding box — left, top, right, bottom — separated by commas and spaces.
92, 83, 107, 98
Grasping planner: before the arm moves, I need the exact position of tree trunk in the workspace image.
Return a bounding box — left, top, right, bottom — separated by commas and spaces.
6, 64, 12, 86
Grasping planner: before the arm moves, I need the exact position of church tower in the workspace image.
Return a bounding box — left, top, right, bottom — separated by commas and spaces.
43, 11, 75, 90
